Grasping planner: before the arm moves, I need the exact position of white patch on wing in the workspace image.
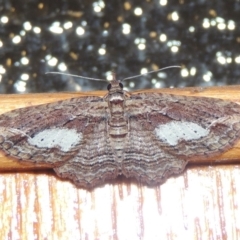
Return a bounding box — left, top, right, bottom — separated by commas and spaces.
28, 128, 82, 152
155, 121, 209, 146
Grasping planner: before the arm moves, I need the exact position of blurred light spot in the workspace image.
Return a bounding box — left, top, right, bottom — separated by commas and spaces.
189, 26, 195, 32
0, 40, 3, 48
150, 31, 157, 38
202, 18, 210, 28
181, 68, 189, 77
38, 3, 44, 9
0, 65, 6, 74
6, 58, 11, 66
235, 56, 240, 64
228, 20, 235, 30
134, 7, 143, 16
21, 73, 29, 81
167, 40, 181, 53
63, 21, 73, 30
140, 68, 148, 74
151, 79, 157, 84
75, 85, 82, 91
106, 71, 113, 81
138, 43, 145, 50
58, 62, 67, 71
157, 72, 167, 78
216, 51, 231, 65
1, 16, 9, 24
217, 56, 226, 64
14, 80, 27, 92
171, 46, 179, 53
12, 35, 21, 44
190, 67, 197, 76
134, 38, 146, 50
171, 11, 179, 21
217, 22, 226, 30
104, 22, 109, 28
102, 30, 108, 36
67, 11, 83, 18
86, 45, 93, 51
203, 71, 212, 82
69, 52, 78, 60
33, 27, 41, 34
210, 19, 216, 26
93, 5, 101, 12
151, 64, 159, 71
159, 33, 167, 42
23, 21, 32, 31
134, 38, 141, 44
129, 82, 135, 88
45, 55, 51, 60
227, 57, 232, 63
81, 21, 87, 26
209, 9, 217, 17
124, 2, 131, 10
20, 30, 26, 36
216, 17, 224, 23
20, 57, 29, 65
76, 26, 85, 35
46, 55, 58, 66
48, 58, 58, 66
122, 23, 131, 34
93, 0, 105, 13
167, 40, 181, 47
117, 16, 124, 22
155, 82, 161, 88
159, 0, 167, 6
98, 48, 106, 55
49, 22, 63, 34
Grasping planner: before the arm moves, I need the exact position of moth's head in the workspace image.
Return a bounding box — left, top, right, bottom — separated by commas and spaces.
107, 71, 124, 93
107, 80, 123, 92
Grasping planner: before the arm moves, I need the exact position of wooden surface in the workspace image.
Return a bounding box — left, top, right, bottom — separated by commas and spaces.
1, 85, 240, 239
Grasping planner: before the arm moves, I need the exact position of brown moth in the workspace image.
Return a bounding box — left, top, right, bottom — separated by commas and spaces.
0, 75, 240, 188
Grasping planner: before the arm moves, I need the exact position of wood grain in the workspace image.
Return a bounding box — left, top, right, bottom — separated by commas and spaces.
1, 165, 240, 239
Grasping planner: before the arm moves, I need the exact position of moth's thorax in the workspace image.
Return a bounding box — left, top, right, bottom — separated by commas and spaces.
108, 92, 125, 103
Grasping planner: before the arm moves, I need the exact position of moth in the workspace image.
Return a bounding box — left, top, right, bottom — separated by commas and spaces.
0, 74, 240, 188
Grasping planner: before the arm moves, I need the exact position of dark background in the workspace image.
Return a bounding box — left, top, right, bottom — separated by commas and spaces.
0, 0, 240, 93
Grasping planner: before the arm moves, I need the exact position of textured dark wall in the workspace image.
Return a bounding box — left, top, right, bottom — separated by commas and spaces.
0, 0, 240, 93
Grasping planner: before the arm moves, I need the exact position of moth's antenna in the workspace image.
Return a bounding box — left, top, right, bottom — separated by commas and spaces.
45, 72, 107, 82
111, 71, 117, 80
122, 65, 181, 81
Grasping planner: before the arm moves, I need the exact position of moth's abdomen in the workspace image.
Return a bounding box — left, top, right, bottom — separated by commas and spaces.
108, 116, 128, 136
108, 94, 128, 162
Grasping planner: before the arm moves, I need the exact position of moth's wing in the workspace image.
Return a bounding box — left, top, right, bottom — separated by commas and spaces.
123, 92, 240, 185
0, 96, 119, 187
53, 124, 120, 188
53, 146, 120, 188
